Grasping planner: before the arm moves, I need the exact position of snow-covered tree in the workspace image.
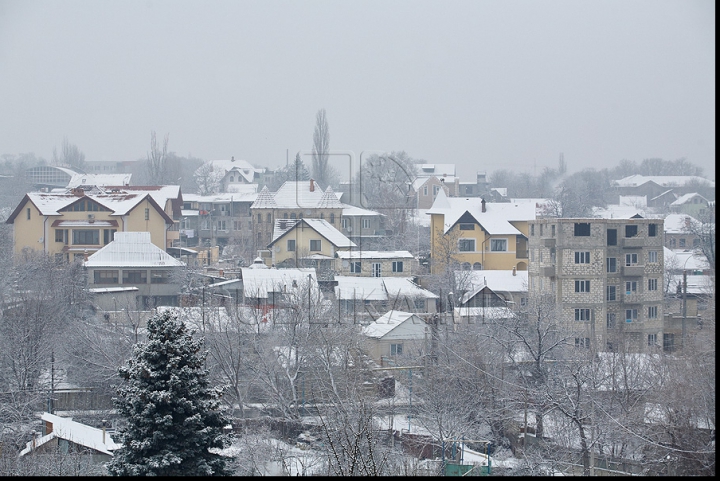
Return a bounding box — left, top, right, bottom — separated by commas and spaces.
194, 161, 224, 195
107, 310, 233, 476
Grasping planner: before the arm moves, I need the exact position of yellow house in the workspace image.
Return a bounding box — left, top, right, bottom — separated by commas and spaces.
5, 187, 174, 262
267, 218, 355, 271
427, 190, 536, 274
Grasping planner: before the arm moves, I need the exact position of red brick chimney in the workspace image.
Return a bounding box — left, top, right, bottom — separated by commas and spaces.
481, 198, 486, 213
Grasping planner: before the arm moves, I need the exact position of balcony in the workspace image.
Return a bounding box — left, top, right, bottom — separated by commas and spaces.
541, 265, 556, 277
622, 237, 645, 248
542, 238, 556, 248
622, 264, 645, 277
623, 292, 642, 304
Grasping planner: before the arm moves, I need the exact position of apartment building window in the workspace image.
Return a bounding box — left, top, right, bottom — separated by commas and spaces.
539, 224, 543, 236
151, 270, 171, 284
648, 250, 658, 263
123, 270, 147, 284
648, 278, 658, 291
390, 343, 403, 356
342, 218, 348, 229
575, 308, 591, 321
606, 285, 616, 301
372, 263, 381, 277
648, 306, 658, 319
458, 239, 475, 252
350, 261, 361, 273
551, 225, 556, 236
625, 309, 638, 323
233, 220, 240, 230
607, 229, 617, 246
625, 225, 638, 237
95, 270, 119, 284
266, 213, 271, 223
309, 240, 321, 251
625, 281, 637, 294
26, 208, 30, 220
574, 222, 591, 236
73, 229, 100, 245
575, 251, 590, 264
575, 280, 590, 293
217, 220, 226, 231
530, 224, 535, 236
490, 239, 507, 252
459, 223, 474, 230
575, 337, 590, 349
648, 223, 657, 236
648, 333, 657, 346
607, 313, 617, 329
663, 333, 675, 352
392, 261, 404, 273
362, 218, 371, 229
606, 257, 617, 273
287, 240, 296, 252
625, 253, 638, 266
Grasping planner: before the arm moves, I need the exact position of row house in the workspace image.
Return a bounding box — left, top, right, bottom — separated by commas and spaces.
528, 218, 665, 353
6, 186, 176, 262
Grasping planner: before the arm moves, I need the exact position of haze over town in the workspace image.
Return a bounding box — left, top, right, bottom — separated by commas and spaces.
0, 0, 715, 180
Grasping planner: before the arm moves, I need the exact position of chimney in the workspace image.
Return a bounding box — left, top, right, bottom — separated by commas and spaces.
481, 198, 486, 213
512, 266, 517, 276
102, 420, 107, 444
231, 156, 235, 162
309, 179, 315, 192
73, 188, 84, 197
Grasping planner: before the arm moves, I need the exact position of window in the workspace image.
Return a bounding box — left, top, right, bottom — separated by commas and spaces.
490, 239, 507, 252
625, 281, 637, 294
290, 213, 296, 219
679, 238, 686, 248
607, 285, 616, 301
693, 238, 701, 247
575, 251, 590, 264
575, 338, 590, 349
26, 208, 31, 220
575, 280, 590, 293
663, 333, 675, 352
530, 224, 535, 236
423, 186, 428, 196
309, 239, 321, 251
574, 222, 591, 236
350, 261, 361, 273
607, 313, 616, 329
414, 299, 425, 309
575, 308, 591, 321
433, 185, 440, 195
267, 213, 272, 222
257, 214, 262, 223
287, 239, 296, 252
123, 270, 147, 284
320, 213, 324, 220
625, 309, 638, 323
648, 278, 658, 291
151, 270, 171, 284
462, 262, 471, 270
95, 270, 119, 284
372, 263, 381, 277
72, 229, 100, 245
625, 253, 638, 266
473, 262, 482, 270
390, 343, 403, 356
648, 306, 658, 319
217, 220, 226, 231
458, 239, 475, 252
459, 223, 475, 230
648, 250, 658, 263
55, 229, 67, 243
606, 257, 617, 273
539, 224, 543, 236
145, 208, 150, 220
648, 223, 657, 237
392, 261, 404, 272
625, 225, 638, 237
330, 213, 335, 224
362, 218, 370, 229
551, 225, 555, 236
607, 229, 617, 246
648, 334, 657, 346
341, 218, 348, 229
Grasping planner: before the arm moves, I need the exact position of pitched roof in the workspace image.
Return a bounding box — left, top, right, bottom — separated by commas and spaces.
240, 267, 318, 299
336, 250, 414, 260
268, 218, 356, 248
67, 173, 132, 188
251, 186, 277, 209
20, 412, 121, 457
456, 270, 528, 304
84, 232, 185, 267
341, 205, 384, 217
426, 190, 534, 234
671, 192, 708, 206
663, 213, 700, 233
317, 186, 344, 209
334, 276, 438, 301
208, 158, 259, 182
361, 310, 423, 339
614, 174, 714, 188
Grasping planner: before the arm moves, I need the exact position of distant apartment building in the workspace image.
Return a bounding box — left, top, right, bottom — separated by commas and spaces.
528, 218, 665, 353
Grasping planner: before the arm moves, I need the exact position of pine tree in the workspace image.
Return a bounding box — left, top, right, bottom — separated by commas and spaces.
107, 310, 233, 476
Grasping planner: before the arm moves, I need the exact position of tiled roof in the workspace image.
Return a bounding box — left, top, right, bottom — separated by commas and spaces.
251, 186, 277, 209
317, 186, 344, 209
84, 232, 185, 267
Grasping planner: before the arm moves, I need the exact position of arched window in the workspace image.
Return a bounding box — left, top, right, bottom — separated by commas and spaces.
473, 262, 482, 270
290, 213, 296, 219
462, 262, 471, 271
330, 213, 335, 224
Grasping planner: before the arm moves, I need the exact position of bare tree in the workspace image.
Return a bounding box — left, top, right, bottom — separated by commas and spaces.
52, 137, 86, 171
146, 130, 169, 185
311, 109, 336, 188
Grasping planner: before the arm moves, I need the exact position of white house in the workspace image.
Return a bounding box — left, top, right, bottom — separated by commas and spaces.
361, 310, 428, 365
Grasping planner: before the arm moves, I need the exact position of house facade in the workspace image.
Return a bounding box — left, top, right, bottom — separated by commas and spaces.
361, 310, 428, 365
335, 250, 417, 277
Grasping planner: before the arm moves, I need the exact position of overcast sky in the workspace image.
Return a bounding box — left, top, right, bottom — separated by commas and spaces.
0, 0, 715, 182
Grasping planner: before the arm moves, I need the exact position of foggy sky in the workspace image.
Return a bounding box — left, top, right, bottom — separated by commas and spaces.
0, 0, 715, 181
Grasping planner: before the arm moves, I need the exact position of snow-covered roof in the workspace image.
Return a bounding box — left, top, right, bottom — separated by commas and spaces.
427, 190, 536, 234
334, 276, 438, 301
668, 274, 714, 295
614, 174, 714, 188
592, 205, 649, 219
225, 183, 259, 194
19, 412, 121, 457
84, 232, 185, 267
456, 270, 528, 303
268, 218, 356, 248
240, 267, 318, 299
361, 310, 426, 339
105, 185, 181, 211
250, 186, 277, 209
67, 173, 132, 188
663, 213, 700, 233
417, 163, 456, 177
270, 181, 342, 209
664, 247, 709, 271
316, 186, 344, 209
155, 306, 233, 331
183, 191, 258, 204
336, 250, 414, 260
671, 192, 708, 206
88, 286, 139, 294
208, 158, 259, 183
341, 205, 384, 217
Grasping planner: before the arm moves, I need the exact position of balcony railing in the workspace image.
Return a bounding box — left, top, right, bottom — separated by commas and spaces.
541, 265, 556, 277
622, 237, 645, 248
622, 264, 645, 276
542, 238, 556, 248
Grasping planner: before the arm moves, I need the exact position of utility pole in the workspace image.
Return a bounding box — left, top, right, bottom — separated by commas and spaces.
681, 269, 687, 351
